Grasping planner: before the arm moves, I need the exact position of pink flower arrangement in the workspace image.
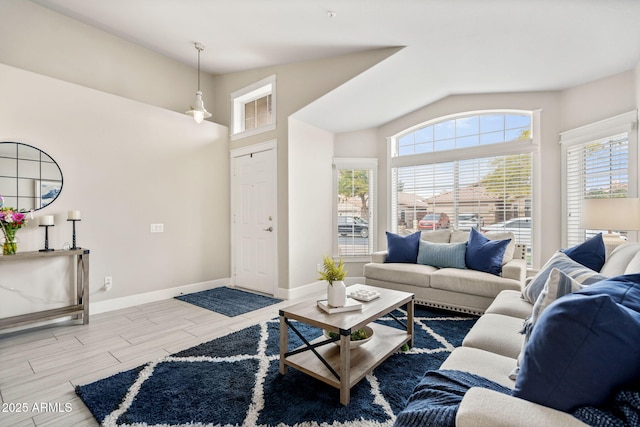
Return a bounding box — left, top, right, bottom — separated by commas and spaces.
0, 196, 28, 254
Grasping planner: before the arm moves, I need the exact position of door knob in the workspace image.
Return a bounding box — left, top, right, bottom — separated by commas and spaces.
264, 226, 273, 232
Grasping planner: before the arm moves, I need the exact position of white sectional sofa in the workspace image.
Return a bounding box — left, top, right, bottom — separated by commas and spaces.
364, 229, 527, 315
404, 241, 640, 426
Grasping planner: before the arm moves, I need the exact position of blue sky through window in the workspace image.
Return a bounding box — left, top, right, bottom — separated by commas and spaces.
396, 112, 531, 156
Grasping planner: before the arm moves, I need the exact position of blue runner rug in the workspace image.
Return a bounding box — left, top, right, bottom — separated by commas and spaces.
76, 306, 477, 426
175, 286, 282, 317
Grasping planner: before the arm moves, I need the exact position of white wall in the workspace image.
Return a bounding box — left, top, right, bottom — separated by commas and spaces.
0, 63, 229, 318
334, 129, 379, 158
560, 70, 637, 131
288, 118, 334, 290
0, 0, 217, 123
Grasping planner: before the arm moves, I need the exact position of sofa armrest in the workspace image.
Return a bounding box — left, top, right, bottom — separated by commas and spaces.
501, 258, 526, 284
457, 388, 588, 427
370, 250, 388, 264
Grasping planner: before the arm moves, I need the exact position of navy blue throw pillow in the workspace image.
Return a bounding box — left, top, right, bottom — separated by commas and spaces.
465, 228, 511, 276
561, 233, 606, 272
574, 273, 640, 313
514, 278, 640, 412
385, 231, 421, 263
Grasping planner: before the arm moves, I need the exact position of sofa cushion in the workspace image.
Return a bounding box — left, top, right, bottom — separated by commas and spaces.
561, 233, 606, 272
626, 251, 640, 275
385, 231, 421, 263
363, 262, 436, 287
441, 347, 517, 389
420, 229, 452, 243
521, 252, 606, 304
485, 290, 533, 319
417, 240, 467, 269
457, 388, 590, 427
465, 228, 511, 276
462, 313, 524, 359
430, 268, 521, 298
450, 230, 470, 243
600, 242, 640, 276
513, 278, 640, 412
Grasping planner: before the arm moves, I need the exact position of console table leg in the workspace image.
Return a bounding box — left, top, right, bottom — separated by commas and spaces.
81, 252, 90, 324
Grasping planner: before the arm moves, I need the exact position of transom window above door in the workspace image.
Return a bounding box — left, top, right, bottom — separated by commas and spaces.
231, 74, 276, 140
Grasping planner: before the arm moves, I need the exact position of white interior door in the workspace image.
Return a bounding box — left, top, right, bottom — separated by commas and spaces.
231, 145, 277, 295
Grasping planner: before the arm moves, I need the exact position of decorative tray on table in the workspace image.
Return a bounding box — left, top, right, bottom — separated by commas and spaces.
348, 288, 381, 302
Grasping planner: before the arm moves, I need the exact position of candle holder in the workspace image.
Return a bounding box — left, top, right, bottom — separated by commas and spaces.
67, 219, 81, 249
39, 224, 55, 252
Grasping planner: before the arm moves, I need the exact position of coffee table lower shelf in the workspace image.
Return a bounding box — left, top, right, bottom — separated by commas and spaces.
281, 322, 410, 393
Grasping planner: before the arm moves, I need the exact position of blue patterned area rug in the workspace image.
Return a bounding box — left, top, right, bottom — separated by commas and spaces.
76, 306, 477, 427
175, 286, 282, 317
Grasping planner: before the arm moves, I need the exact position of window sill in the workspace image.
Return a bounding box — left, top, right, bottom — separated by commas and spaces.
339, 256, 372, 263
231, 123, 276, 141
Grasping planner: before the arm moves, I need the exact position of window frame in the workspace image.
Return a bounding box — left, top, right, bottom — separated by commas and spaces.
560, 110, 639, 247
230, 74, 276, 140
333, 158, 378, 261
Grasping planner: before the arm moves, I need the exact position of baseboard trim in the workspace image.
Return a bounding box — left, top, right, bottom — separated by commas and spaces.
90, 278, 229, 315
274, 277, 365, 300
0, 277, 368, 335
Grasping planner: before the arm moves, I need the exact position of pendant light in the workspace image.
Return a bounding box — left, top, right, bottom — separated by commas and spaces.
185, 42, 212, 123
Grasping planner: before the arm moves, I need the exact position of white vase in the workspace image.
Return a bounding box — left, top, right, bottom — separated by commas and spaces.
327, 280, 347, 307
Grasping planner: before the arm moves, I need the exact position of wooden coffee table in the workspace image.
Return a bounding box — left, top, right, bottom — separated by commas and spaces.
279, 285, 414, 405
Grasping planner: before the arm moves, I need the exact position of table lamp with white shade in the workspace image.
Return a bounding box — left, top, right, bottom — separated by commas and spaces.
581, 198, 640, 253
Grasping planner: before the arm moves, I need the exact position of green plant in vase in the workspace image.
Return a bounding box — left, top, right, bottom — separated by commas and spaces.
318, 255, 347, 284
318, 255, 348, 307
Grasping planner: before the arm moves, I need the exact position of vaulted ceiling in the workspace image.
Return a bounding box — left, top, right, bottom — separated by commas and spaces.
31, 0, 640, 132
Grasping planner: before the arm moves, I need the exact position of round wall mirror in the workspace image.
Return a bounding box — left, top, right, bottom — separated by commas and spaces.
0, 142, 63, 211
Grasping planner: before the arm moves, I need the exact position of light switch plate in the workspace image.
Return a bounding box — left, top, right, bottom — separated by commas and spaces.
150, 224, 164, 233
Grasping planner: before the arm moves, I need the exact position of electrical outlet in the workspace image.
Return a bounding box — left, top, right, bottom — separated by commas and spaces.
150, 224, 164, 233
104, 276, 113, 291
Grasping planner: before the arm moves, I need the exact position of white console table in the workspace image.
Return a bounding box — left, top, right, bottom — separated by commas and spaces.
0, 249, 90, 330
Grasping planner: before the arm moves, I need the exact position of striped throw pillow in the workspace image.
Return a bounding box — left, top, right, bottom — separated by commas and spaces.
522, 251, 607, 303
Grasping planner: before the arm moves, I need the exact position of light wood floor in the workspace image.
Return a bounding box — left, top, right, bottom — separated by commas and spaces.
0, 292, 310, 426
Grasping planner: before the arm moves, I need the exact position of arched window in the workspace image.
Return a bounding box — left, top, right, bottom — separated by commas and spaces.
390, 111, 536, 264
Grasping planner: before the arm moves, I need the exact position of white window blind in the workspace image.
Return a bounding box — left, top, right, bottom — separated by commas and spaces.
334, 159, 377, 258
565, 133, 629, 246
392, 154, 532, 248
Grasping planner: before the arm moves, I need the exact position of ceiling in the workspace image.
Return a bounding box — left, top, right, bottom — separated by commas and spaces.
31, 0, 640, 133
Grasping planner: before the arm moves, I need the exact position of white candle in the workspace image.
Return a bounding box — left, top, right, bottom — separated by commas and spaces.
40, 215, 54, 226
68, 210, 81, 220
